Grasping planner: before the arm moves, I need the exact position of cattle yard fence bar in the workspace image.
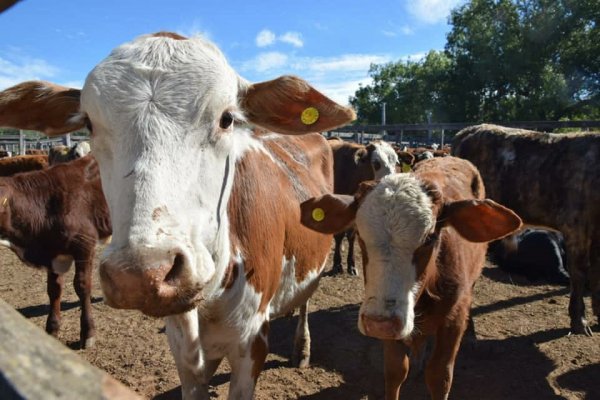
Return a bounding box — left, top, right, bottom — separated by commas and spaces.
327, 120, 600, 146
0, 298, 141, 400
0, 131, 88, 154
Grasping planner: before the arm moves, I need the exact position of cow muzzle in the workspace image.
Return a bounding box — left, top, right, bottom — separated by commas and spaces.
99, 248, 203, 317
360, 314, 406, 340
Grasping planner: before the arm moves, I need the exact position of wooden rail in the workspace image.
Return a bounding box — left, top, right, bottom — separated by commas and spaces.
0, 299, 141, 400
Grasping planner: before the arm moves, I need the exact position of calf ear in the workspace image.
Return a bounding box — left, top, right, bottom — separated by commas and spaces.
241, 75, 356, 135
0, 81, 84, 136
300, 194, 357, 234
444, 199, 522, 243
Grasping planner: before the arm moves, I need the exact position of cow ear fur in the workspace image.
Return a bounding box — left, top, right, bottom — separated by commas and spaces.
443, 199, 522, 243
241, 75, 356, 135
300, 194, 358, 234
0, 81, 84, 136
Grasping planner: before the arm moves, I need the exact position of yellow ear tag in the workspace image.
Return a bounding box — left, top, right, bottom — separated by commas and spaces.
2, 197, 7, 207
312, 207, 325, 222
401, 163, 412, 173
301, 107, 319, 125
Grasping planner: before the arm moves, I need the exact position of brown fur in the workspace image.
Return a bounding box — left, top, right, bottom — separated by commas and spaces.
0, 156, 111, 348
452, 124, 600, 335
25, 149, 47, 155
0, 154, 49, 176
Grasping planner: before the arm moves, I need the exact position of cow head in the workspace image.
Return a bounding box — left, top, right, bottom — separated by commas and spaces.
0, 33, 355, 317
354, 141, 398, 179
300, 173, 521, 340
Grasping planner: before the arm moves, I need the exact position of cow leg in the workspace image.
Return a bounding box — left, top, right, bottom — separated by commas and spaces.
332, 232, 344, 274
590, 252, 600, 328
424, 315, 468, 400
73, 254, 96, 348
292, 302, 311, 368
227, 320, 269, 400
382, 339, 409, 400
45, 270, 63, 337
346, 229, 358, 276
165, 310, 214, 400
566, 244, 592, 336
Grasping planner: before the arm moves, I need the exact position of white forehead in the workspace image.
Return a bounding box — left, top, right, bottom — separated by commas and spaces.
371, 141, 398, 164
355, 174, 434, 250
80, 34, 240, 128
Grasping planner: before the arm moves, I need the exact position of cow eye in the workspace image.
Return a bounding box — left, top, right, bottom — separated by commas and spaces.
85, 117, 93, 132
372, 160, 381, 171
219, 111, 234, 130
423, 233, 438, 246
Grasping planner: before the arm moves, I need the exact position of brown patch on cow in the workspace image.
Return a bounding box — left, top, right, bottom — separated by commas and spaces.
227, 133, 333, 313
251, 321, 270, 382
152, 206, 165, 221
221, 260, 239, 289
152, 31, 187, 40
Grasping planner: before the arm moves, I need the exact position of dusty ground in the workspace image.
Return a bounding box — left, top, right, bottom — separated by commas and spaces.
0, 243, 598, 399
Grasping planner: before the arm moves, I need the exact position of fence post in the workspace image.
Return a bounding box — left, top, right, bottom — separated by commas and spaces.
64, 133, 72, 147
441, 129, 445, 148
19, 130, 25, 155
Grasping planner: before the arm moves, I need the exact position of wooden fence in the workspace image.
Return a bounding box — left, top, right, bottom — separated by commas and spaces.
0, 299, 141, 400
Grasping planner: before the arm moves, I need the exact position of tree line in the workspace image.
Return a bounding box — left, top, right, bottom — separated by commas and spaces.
350, 0, 599, 124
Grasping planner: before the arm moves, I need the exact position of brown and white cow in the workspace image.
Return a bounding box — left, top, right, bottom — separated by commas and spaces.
452, 124, 600, 335
48, 141, 91, 165
0, 32, 354, 399
300, 157, 521, 400
328, 139, 398, 275
0, 155, 111, 348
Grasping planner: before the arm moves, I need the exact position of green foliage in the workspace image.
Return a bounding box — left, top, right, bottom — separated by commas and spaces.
350, 0, 600, 123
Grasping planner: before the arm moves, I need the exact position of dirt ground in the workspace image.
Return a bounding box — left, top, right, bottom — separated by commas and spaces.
1, 243, 598, 400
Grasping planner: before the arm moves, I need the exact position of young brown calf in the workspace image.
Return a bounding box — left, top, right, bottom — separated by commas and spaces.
300, 157, 521, 399
0, 155, 111, 348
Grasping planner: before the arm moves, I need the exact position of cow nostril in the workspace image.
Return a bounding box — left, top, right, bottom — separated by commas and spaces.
165, 253, 185, 285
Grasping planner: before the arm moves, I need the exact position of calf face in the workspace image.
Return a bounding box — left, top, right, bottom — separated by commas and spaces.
355, 141, 398, 179
301, 173, 522, 340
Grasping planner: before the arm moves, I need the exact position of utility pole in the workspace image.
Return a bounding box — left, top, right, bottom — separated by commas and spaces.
381, 102, 387, 138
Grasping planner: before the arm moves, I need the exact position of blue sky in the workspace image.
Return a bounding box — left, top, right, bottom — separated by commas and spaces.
0, 0, 464, 105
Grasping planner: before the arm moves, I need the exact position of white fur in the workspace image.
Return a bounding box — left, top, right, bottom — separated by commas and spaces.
355, 173, 435, 339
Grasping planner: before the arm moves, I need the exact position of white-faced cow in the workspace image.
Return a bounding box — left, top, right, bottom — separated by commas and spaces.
300, 157, 521, 399
0, 32, 354, 399
328, 139, 398, 275
0, 156, 110, 348
452, 124, 600, 335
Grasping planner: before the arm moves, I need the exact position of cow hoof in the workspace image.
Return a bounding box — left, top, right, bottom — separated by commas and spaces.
82, 337, 96, 349
331, 265, 343, 275
569, 320, 593, 337
347, 267, 358, 276
292, 355, 310, 369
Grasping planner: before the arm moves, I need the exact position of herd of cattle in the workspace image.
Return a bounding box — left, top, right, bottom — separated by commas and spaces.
0, 33, 597, 400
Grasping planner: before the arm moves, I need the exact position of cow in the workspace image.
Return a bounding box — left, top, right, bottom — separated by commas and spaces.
25, 148, 48, 155
452, 123, 600, 335
489, 226, 570, 285
0, 32, 355, 399
48, 141, 91, 165
328, 139, 398, 275
299, 156, 521, 400
0, 155, 111, 348
0, 154, 48, 176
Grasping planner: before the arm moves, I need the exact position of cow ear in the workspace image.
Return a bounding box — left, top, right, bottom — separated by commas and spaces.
354, 148, 368, 164
0, 81, 84, 136
241, 75, 356, 135
443, 199, 522, 243
300, 194, 358, 234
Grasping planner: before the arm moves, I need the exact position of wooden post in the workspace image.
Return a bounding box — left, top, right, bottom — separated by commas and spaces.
18, 130, 25, 155
441, 129, 445, 148
0, 299, 142, 400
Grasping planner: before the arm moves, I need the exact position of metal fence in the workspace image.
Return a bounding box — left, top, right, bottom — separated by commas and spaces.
0, 131, 89, 155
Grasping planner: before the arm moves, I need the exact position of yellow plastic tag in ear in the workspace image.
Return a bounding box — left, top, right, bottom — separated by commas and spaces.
301, 107, 319, 125
312, 207, 325, 222
401, 163, 412, 173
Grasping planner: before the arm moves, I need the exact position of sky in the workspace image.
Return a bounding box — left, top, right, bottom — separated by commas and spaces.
0, 0, 465, 105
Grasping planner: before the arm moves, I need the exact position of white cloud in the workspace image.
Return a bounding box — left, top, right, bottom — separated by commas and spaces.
401, 25, 415, 35
299, 54, 391, 73
310, 77, 374, 106
176, 20, 211, 39
242, 52, 288, 72
406, 0, 464, 24
279, 32, 303, 48
0, 55, 60, 90
256, 29, 276, 47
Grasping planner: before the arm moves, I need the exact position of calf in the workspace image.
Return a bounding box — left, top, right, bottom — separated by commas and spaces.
0, 32, 354, 398
300, 157, 521, 399
452, 124, 600, 335
329, 139, 398, 274
48, 141, 91, 165
25, 148, 48, 156
0, 155, 111, 348
0, 154, 48, 176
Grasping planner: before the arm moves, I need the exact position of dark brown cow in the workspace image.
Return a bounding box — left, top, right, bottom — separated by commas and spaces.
300, 157, 521, 399
25, 148, 48, 155
48, 141, 91, 165
0, 154, 48, 176
452, 124, 600, 335
328, 139, 398, 274
0, 155, 111, 348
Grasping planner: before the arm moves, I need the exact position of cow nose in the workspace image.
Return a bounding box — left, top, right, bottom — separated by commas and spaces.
99, 250, 197, 317
360, 314, 404, 340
